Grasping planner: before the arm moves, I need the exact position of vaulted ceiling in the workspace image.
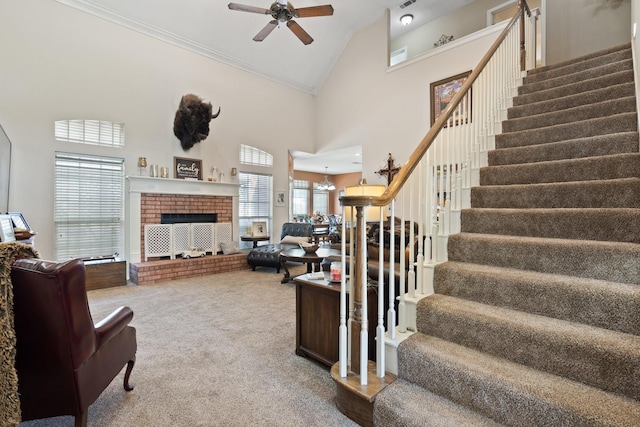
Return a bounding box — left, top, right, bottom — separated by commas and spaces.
55, 0, 474, 174
56, 0, 474, 94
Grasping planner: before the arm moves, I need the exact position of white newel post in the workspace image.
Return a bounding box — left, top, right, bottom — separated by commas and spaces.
125, 176, 239, 266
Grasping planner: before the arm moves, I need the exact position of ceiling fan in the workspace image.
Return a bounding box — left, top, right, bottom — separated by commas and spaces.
228, 1, 334, 45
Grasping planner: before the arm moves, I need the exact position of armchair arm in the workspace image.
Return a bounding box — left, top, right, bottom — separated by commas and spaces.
95, 306, 134, 348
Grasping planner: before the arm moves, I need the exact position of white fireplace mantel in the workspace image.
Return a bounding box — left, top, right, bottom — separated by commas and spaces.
125, 176, 239, 264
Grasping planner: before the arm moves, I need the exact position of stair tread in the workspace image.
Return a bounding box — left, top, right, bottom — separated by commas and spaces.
489, 131, 640, 166
374, 378, 505, 427
495, 112, 637, 149
480, 153, 640, 185
526, 43, 631, 78
447, 232, 640, 284
418, 294, 640, 398
435, 260, 640, 335
514, 69, 634, 107
472, 177, 640, 209
397, 334, 640, 426
460, 207, 640, 243
503, 96, 636, 133
519, 58, 633, 94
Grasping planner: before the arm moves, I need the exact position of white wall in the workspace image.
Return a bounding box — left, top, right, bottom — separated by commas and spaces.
0, 0, 315, 259
316, 17, 506, 187
391, 0, 509, 60
546, 0, 631, 64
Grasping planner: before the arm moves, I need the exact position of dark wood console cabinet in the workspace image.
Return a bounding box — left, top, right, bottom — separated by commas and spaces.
294, 274, 377, 367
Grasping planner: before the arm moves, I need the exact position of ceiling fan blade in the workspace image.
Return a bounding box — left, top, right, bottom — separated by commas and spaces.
287, 20, 313, 45
294, 5, 334, 18
253, 20, 278, 42
228, 3, 270, 14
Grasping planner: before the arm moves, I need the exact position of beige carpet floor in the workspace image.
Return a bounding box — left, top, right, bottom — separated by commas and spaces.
19, 263, 357, 427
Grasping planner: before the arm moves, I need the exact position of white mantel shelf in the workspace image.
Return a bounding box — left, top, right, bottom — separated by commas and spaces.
125, 176, 240, 265
126, 176, 239, 196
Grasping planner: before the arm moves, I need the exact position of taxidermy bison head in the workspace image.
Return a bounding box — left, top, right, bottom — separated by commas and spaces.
173, 94, 221, 150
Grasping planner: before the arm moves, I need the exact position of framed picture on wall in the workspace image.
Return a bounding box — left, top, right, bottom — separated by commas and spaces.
275, 190, 286, 207
173, 156, 203, 180
430, 70, 472, 127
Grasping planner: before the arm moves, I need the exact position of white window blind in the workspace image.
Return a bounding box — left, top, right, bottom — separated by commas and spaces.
55, 120, 125, 147
313, 183, 329, 215
238, 172, 272, 245
54, 152, 125, 260
240, 144, 273, 167
292, 179, 309, 217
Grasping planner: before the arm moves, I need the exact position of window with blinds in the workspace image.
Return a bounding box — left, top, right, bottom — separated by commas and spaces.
54, 152, 125, 260
238, 172, 272, 246
240, 144, 273, 167
55, 120, 125, 147
313, 184, 329, 215
292, 179, 309, 217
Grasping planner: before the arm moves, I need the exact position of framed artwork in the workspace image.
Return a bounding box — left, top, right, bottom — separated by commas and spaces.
252, 221, 267, 237
173, 156, 203, 180
8, 212, 29, 230
275, 190, 286, 207
430, 70, 472, 126
0, 214, 15, 242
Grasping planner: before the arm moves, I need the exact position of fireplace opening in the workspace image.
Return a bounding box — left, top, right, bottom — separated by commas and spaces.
160, 213, 218, 224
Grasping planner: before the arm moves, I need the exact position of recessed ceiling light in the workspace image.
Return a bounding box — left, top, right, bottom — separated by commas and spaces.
400, 14, 413, 26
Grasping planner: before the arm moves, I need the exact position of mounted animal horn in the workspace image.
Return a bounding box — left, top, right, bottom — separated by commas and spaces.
173, 93, 221, 151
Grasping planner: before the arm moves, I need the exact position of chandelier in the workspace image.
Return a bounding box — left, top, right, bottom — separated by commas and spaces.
317, 166, 335, 191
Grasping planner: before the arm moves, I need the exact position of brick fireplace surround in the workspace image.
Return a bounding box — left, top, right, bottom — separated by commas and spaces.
125, 176, 247, 284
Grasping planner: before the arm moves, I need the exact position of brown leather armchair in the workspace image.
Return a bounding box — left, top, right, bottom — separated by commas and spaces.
10, 258, 137, 427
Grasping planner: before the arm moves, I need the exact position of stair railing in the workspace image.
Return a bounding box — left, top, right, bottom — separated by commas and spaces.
337, 0, 537, 383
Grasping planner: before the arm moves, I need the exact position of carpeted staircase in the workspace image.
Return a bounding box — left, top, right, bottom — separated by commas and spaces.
373, 43, 640, 426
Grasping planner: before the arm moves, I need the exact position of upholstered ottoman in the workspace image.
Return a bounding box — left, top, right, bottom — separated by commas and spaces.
247, 222, 313, 272
247, 244, 285, 272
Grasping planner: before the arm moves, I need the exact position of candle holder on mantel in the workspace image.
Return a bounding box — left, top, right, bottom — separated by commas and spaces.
137, 157, 148, 176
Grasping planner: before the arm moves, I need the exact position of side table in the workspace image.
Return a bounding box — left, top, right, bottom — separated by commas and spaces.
280, 247, 340, 283
240, 235, 270, 248
293, 273, 377, 367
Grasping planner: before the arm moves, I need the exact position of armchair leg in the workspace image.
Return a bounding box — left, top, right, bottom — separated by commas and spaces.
124, 358, 135, 391
75, 412, 87, 427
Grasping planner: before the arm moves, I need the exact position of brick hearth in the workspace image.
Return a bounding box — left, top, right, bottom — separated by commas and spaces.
130, 252, 249, 285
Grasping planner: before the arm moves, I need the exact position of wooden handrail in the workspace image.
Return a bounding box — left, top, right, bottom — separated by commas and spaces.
341, 0, 529, 209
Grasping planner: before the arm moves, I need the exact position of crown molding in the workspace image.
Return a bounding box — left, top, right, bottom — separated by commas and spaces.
54, 0, 317, 94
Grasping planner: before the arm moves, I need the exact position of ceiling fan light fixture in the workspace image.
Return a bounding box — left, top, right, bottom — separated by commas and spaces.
400, 14, 413, 26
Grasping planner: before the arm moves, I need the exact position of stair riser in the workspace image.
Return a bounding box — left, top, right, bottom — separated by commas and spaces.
519, 59, 633, 95
447, 233, 640, 284
503, 97, 636, 133
434, 261, 640, 335
514, 70, 634, 107
488, 132, 640, 166
508, 82, 636, 120
524, 48, 631, 84
480, 153, 640, 185
415, 295, 640, 399
460, 208, 640, 243
495, 113, 638, 149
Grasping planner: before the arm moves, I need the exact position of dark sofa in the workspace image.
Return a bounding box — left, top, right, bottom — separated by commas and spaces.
246, 222, 313, 272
